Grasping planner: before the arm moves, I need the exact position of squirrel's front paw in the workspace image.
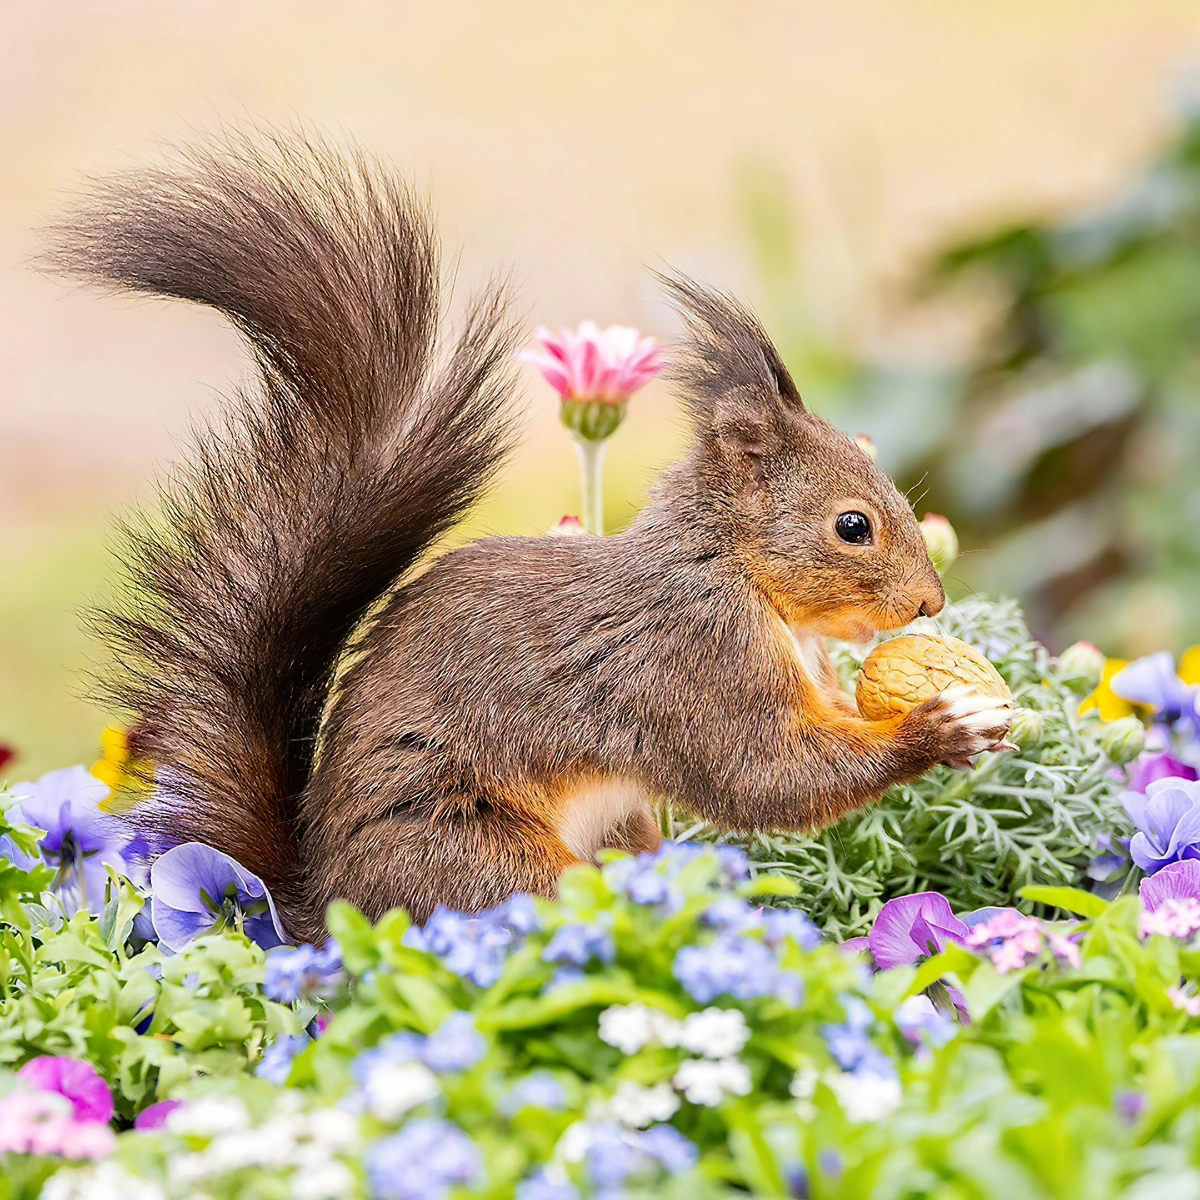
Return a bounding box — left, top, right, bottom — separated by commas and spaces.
901, 684, 1016, 772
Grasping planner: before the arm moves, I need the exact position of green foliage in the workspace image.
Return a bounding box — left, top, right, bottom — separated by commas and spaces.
0, 802, 301, 1127
16, 844, 1200, 1200
687, 594, 1132, 939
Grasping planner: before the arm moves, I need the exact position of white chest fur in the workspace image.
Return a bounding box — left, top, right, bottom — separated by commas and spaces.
556, 776, 654, 861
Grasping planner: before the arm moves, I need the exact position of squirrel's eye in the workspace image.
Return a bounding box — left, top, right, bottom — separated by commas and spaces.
835, 511, 872, 545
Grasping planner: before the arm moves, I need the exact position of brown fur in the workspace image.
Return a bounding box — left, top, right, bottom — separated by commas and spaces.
47, 128, 1009, 941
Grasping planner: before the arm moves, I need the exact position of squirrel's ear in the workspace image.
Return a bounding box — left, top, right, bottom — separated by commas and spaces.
657, 270, 805, 427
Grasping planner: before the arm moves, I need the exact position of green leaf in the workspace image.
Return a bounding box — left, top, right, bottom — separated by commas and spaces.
908, 941, 980, 995
326, 901, 378, 975
478, 978, 655, 1031
388, 974, 455, 1032
737, 875, 802, 899
1019, 886, 1109, 918
961, 959, 1028, 1020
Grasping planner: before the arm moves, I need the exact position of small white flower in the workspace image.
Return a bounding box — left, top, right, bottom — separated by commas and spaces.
303, 1107, 360, 1152
675, 1007, 750, 1058
166, 1096, 249, 1137
672, 1057, 752, 1107
42, 1165, 166, 1200
292, 1160, 357, 1200
169, 1150, 220, 1187
789, 1065, 818, 1101
824, 1068, 902, 1122
608, 1080, 680, 1127
362, 1060, 440, 1121
558, 1119, 646, 1166
598, 1003, 681, 1055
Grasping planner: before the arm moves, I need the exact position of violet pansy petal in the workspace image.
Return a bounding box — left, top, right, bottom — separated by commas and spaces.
1129, 830, 1162, 873
869, 892, 964, 970
1111, 653, 1183, 710
151, 897, 215, 953
1139, 784, 1195, 852
1123, 789, 1150, 834
1164, 800, 1200, 862
150, 842, 240, 913
1141, 860, 1200, 912
244, 906, 288, 951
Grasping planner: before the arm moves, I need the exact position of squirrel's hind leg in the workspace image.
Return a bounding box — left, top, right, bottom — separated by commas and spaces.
310, 804, 580, 929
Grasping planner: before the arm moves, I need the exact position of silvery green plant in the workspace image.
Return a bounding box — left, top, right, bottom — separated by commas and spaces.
678, 593, 1134, 939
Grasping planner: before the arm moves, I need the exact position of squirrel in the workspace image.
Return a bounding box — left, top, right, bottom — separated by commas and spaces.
47, 129, 1014, 943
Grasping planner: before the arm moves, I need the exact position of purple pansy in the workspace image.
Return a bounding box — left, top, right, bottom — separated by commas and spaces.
17, 1056, 114, 1125
1111, 653, 1199, 732
149, 841, 287, 952
867, 892, 969, 970
1140, 859, 1200, 912
0, 766, 129, 915
1123, 777, 1200, 873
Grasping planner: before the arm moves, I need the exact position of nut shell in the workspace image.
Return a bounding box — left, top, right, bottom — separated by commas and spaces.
856, 634, 1011, 720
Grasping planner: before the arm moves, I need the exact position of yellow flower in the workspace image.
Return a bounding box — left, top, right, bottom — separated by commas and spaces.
92, 726, 153, 814
1080, 645, 1200, 721
1181, 646, 1200, 687
1080, 658, 1142, 722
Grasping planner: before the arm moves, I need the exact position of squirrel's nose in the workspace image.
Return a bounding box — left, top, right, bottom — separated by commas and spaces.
917, 583, 946, 619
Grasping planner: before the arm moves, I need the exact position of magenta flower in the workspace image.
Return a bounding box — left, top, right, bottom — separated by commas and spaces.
868, 892, 969, 970
1127, 752, 1199, 793
1141, 859, 1200, 913
520, 322, 666, 406
0, 1089, 114, 1159
17, 1056, 114, 1125
134, 1098, 185, 1131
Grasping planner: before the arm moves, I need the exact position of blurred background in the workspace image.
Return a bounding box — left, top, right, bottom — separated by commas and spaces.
4, 0, 1200, 777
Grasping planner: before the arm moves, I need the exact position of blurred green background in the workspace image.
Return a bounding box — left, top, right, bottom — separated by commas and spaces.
3, 1, 1200, 780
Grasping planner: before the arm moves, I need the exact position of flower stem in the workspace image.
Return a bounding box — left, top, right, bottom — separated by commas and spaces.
573, 435, 608, 535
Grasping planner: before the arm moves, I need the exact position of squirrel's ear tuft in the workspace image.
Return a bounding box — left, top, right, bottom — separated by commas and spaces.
657, 270, 805, 423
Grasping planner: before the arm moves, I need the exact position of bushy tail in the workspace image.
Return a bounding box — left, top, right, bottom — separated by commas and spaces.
45, 128, 520, 925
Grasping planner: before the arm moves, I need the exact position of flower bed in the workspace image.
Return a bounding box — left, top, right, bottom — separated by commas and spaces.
4, 593, 1200, 1198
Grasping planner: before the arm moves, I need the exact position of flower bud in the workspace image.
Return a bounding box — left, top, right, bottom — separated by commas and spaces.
919, 514, 958, 575
548, 515, 587, 537
1056, 641, 1105, 694
854, 434, 877, 463
1101, 716, 1146, 765
1008, 707, 1045, 750
559, 398, 628, 443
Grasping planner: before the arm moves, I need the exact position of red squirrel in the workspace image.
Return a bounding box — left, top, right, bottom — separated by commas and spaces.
47, 130, 1013, 941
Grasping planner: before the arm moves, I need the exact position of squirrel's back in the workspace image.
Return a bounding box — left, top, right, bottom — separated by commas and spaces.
49, 127, 994, 939
46, 128, 521, 926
